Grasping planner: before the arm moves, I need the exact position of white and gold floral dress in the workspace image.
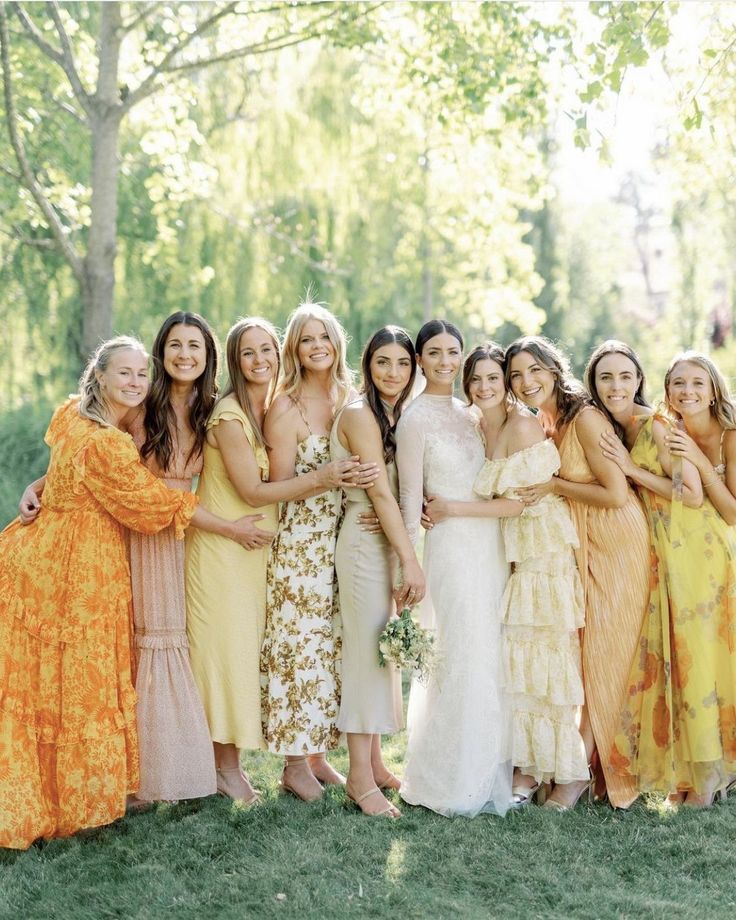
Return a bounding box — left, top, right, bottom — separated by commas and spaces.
260, 427, 342, 755
475, 438, 588, 785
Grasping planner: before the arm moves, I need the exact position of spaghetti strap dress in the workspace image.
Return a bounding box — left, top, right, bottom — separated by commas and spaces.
558, 408, 650, 807
330, 402, 403, 735
260, 400, 343, 754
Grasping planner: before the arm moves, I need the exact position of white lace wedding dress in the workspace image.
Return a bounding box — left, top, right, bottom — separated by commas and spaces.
396, 392, 512, 817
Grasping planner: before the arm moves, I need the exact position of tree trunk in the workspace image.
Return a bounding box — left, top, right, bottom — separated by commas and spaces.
81, 2, 123, 360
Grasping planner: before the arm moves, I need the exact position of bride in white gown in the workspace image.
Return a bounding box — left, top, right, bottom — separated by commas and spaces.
396, 321, 514, 817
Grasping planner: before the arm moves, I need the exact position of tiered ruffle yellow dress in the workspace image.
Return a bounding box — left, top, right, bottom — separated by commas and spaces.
475, 438, 588, 784
611, 416, 736, 794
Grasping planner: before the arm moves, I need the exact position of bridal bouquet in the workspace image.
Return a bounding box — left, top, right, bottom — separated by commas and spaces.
378, 607, 435, 683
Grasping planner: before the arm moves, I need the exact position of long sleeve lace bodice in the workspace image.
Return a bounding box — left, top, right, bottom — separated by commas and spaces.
396, 393, 485, 543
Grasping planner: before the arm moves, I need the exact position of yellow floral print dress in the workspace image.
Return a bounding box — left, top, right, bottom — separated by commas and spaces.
475, 438, 588, 784
0, 399, 196, 850
611, 416, 736, 794
260, 434, 342, 754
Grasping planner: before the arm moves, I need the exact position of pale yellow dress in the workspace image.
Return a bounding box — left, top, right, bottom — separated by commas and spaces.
185, 395, 278, 750
475, 439, 588, 784
558, 408, 650, 807
612, 416, 736, 794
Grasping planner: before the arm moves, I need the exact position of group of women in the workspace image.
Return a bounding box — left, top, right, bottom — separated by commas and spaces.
1, 300, 735, 850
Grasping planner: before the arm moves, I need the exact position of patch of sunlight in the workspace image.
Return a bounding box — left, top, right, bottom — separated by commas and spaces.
384, 838, 407, 884
643, 793, 678, 819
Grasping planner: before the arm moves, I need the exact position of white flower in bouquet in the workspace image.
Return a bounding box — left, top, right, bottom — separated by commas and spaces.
377, 607, 435, 683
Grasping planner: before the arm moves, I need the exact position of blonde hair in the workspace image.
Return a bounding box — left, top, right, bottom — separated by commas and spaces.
78, 336, 148, 427
277, 300, 353, 413
221, 316, 281, 449
664, 351, 736, 430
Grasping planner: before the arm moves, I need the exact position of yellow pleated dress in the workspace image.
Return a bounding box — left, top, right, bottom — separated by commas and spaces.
611, 416, 736, 794
558, 408, 650, 807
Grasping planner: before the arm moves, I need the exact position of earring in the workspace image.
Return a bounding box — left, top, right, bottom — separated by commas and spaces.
710, 399, 716, 406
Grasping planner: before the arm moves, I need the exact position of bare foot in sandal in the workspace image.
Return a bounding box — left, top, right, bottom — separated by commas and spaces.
308, 753, 346, 786
347, 784, 401, 818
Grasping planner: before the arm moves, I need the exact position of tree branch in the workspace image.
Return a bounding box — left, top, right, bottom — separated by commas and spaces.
163, 32, 326, 74
0, 3, 85, 282
121, 1, 238, 112
12, 2, 92, 120
45, 1, 93, 116
1, 225, 57, 249
151, 1, 380, 76
0, 161, 21, 181
121, 1, 163, 34
50, 93, 85, 124
12, 2, 63, 64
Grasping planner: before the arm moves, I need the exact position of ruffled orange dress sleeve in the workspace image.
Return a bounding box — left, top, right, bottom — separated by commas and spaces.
0, 398, 197, 850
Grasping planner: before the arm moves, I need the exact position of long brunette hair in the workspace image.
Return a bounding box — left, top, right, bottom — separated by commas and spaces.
141, 311, 219, 471
505, 336, 589, 429
361, 326, 416, 464
584, 340, 650, 440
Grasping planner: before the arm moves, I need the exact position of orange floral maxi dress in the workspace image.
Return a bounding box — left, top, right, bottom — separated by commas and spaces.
558, 408, 650, 808
611, 416, 736, 794
0, 399, 196, 850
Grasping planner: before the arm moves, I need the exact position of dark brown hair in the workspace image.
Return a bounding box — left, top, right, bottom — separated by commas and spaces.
415, 319, 464, 356
584, 340, 650, 440
462, 342, 506, 405
504, 335, 589, 429
141, 311, 219, 471
361, 326, 416, 464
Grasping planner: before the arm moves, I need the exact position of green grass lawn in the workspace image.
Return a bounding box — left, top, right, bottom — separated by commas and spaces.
2, 728, 736, 920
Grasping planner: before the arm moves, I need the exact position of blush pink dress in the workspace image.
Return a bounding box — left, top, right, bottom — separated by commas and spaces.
128, 415, 216, 802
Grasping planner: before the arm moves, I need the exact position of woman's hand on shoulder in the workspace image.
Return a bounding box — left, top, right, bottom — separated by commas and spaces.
599, 430, 636, 476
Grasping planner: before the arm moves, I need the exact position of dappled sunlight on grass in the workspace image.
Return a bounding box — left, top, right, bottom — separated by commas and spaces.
384, 838, 407, 885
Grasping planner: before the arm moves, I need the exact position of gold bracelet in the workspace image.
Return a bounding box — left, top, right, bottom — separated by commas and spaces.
702, 475, 721, 488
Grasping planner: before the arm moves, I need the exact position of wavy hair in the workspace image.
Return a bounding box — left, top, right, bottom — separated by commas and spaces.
504, 335, 589, 429
462, 342, 506, 405
361, 326, 416, 464
141, 311, 219, 472
584, 340, 650, 440
221, 316, 281, 450
664, 351, 736, 430
78, 336, 148, 427
277, 300, 353, 413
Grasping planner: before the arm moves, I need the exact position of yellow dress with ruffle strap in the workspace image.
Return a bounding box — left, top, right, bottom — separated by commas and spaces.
475, 438, 588, 784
